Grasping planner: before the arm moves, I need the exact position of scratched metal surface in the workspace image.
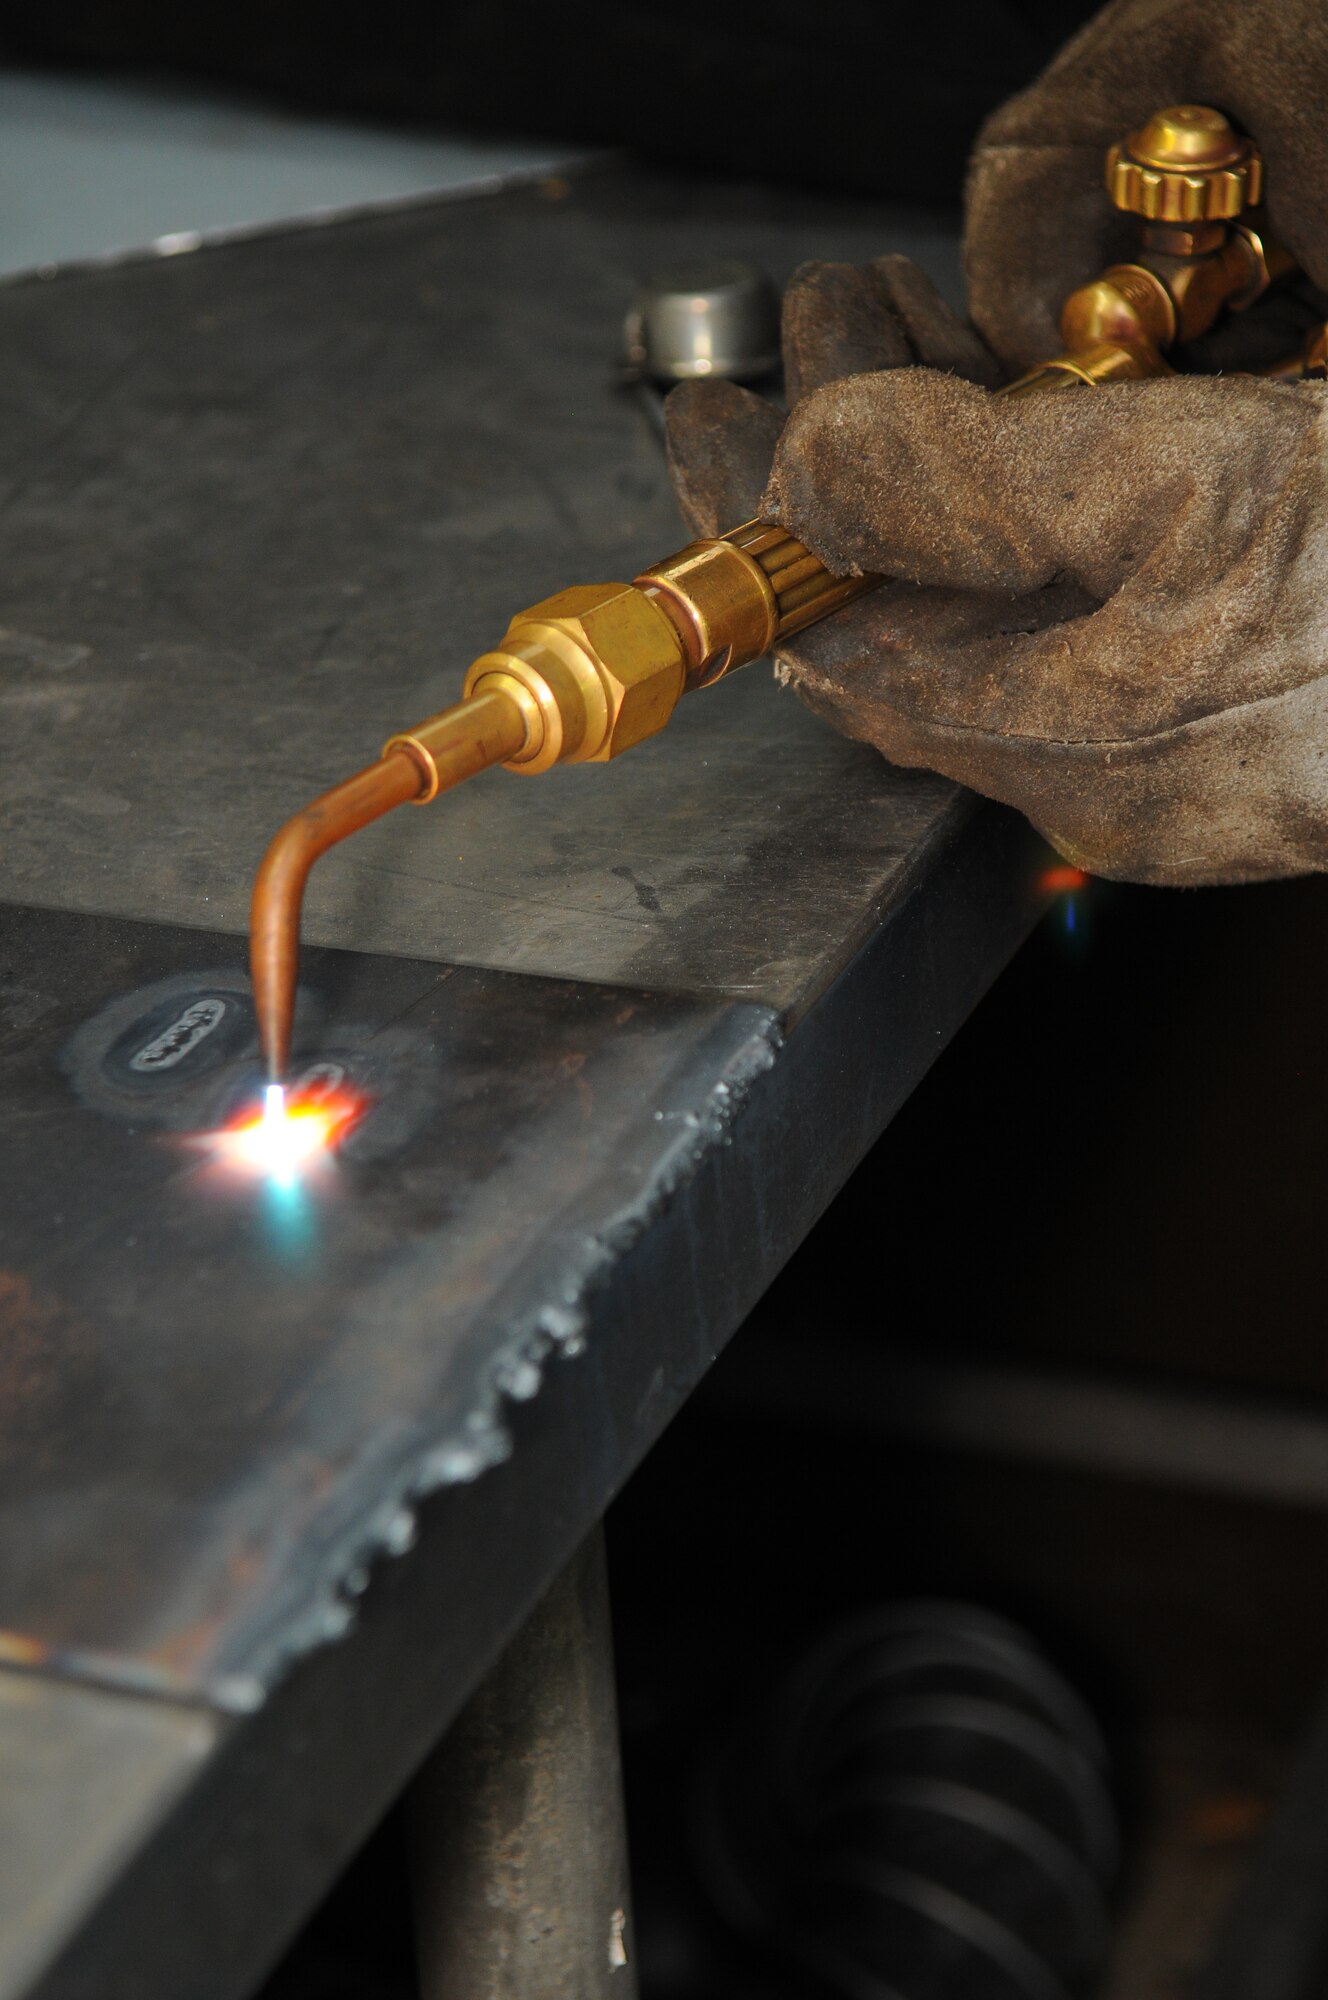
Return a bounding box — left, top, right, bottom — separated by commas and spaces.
0, 168, 963, 1014
0, 902, 776, 1700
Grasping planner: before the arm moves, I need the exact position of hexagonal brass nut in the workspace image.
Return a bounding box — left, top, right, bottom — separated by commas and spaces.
569, 585, 687, 760
466, 584, 687, 771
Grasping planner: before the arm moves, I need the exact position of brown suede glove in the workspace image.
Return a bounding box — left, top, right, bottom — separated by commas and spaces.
666, 3, 1328, 885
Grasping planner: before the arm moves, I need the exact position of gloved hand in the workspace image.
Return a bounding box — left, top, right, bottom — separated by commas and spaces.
666, 2, 1328, 885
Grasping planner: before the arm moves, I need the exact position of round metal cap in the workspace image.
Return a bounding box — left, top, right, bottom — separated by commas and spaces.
623, 259, 780, 384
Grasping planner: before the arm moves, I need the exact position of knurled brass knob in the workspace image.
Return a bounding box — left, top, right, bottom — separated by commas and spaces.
1106, 105, 1262, 223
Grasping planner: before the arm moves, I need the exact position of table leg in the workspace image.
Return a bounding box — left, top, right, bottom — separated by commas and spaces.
408, 1525, 637, 1998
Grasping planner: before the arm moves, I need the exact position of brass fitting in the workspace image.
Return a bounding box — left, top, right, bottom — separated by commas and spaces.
1003, 340, 1171, 395
638, 518, 869, 688
427, 524, 876, 779
1058, 265, 1176, 358
384, 682, 532, 803
1009, 105, 1287, 392
1106, 105, 1262, 225
459, 583, 688, 774
637, 537, 777, 688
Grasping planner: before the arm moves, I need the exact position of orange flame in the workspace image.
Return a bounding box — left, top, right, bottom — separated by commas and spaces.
203, 1080, 366, 1178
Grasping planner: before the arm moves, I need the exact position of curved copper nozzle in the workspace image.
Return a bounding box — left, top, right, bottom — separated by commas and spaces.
250, 688, 528, 1082
250, 753, 423, 1083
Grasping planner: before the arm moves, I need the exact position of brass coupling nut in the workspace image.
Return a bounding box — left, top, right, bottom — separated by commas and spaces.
637, 537, 778, 687
461, 583, 687, 773
637, 520, 871, 683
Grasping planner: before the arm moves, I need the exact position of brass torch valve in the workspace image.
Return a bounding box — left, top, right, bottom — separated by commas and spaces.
1007, 103, 1291, 393
249, 102, 1316, 1088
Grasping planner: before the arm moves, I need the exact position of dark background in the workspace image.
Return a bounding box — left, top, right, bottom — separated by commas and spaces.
248, 872, 1328, 1997
0, 2, 1098, 205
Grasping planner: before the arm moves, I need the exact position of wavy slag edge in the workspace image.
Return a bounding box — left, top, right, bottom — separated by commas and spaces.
218, 1005, 784, 1707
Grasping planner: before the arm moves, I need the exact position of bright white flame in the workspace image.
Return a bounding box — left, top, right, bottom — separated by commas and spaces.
213, 1089, 341, 1180
194, 1078, 365, 1184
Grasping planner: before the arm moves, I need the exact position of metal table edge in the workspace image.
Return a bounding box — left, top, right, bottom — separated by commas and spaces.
14, 796, 1047, 2000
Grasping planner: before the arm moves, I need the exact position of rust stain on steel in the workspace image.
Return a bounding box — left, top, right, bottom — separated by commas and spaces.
0, 1270, 100, 1430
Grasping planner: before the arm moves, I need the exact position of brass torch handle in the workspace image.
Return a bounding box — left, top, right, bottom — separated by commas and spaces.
636, 520, 872, 692
698, 521, 872, 644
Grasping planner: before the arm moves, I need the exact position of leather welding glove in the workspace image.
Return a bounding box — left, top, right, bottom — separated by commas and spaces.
665, 0, 1328, 885
667, 259, 1328, 884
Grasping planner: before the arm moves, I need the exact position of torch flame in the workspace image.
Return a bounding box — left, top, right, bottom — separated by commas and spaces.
202, 1078, 365, 1180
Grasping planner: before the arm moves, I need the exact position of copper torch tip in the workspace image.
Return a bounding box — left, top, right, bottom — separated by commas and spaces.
248, 686, 532, 1085
250, 751, 426, 1083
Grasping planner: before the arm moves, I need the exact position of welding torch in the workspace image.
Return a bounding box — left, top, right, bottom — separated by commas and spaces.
251, 105, 1322, 1086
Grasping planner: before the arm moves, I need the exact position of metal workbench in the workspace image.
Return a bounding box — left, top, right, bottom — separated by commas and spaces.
0, 166, 1044, 1998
